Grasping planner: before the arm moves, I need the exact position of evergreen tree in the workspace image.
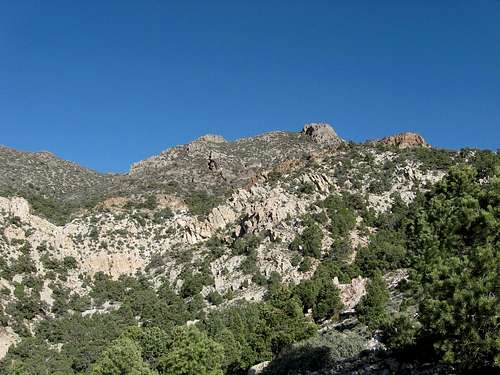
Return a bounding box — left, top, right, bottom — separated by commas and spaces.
407, 166, 500, 369
158, 325, 224, 375
355, 272, 389, 332
290, 217, 324, 258
91, 337, 155, 375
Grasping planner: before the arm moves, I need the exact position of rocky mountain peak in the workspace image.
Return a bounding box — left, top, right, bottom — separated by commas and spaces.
374, 132, 429, 148
301, 123, 342, 146
196, 134, 228, 143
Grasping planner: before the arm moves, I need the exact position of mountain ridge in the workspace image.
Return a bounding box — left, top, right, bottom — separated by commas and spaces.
3, 124, 432, 177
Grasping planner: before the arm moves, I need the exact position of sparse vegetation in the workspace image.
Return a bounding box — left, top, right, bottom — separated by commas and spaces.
185, 191, 223, 217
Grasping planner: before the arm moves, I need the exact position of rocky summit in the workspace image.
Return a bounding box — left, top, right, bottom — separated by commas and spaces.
372, 132, 429, 148
0, 124, 498, 374
301, 123, 343, 146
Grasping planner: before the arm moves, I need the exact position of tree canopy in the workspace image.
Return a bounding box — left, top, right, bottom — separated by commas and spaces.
406, 166, 500, 369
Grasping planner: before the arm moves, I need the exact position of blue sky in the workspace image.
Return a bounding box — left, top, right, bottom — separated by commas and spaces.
1, 1, 499, 172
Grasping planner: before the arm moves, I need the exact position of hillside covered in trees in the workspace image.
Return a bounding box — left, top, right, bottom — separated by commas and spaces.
0, 125, 498, 374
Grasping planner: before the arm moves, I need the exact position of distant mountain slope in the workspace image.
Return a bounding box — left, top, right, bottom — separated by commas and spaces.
128, 124, 343, 196
0, 145, 114, 200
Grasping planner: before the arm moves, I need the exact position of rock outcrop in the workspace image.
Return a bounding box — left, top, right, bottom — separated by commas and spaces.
180, 185, 313, 244
373, 132, 428, 148
197, 134, 227, 143
302, 123, 342, 146
334, 276, 367, 309
247, 361, 270, 375
0, 327, 18, 360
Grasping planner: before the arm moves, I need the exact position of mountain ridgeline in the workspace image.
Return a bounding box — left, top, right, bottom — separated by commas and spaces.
0, 123, 498, 374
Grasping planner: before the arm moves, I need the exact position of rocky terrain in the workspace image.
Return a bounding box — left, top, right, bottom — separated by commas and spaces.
0, 123, 496, 374
370, 132, 429, 148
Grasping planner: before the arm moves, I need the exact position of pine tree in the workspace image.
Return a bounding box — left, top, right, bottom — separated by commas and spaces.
158, 325, 224, 375
407, 166, 500, 369
355, 272, 389, 332
91, 337, 155, 375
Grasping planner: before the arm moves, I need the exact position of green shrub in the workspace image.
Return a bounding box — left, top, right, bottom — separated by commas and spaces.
382, 314, 419, 351
158, 325, 224, 375
180, 273, 204, 298
298, 257, 311, 272
1, 337, 74, 375
207, 291, 224, 306
239, 252, 258, 275
206, 236, 225, 259
91, 337, 154, 375
355, 228, 406, 277
290, 217, 324, 259
12, 254, 36, 274
293, 276, 343, 322
322, 195, 356, 239
121, 326, 171, 370
186, 191, 222, 217
264, 331, 366, 375
201, 300, 316, 372
367, 174, 392, 194
298, 182, 315, 195
312, 284, 343, 322
252, 272, 267, 286
290, 254, 302, 267
355, 272, 389, 332
314, 259, 359, 284
231, 233, 261, 256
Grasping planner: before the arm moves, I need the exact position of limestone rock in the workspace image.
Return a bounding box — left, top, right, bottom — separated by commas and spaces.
247, 361, 270, 375
302, 123, 342, 146
99, 196, 130, 210
0, 196, 31, 219
334, 276, 367, 309
156, 194, 187, 211
0, 327, 19, 360
181, 186, 309, 244
197, 134, 227, 143
301, 172, 333, 192
208, 150, 223, 171
374, 132, 429, 148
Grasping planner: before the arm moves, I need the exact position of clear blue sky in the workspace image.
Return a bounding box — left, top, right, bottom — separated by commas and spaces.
1, 1, 499, 172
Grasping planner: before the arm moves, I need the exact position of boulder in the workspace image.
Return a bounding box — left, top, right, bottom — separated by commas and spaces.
248, 361, 270, 375
334, 276, 367, 309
